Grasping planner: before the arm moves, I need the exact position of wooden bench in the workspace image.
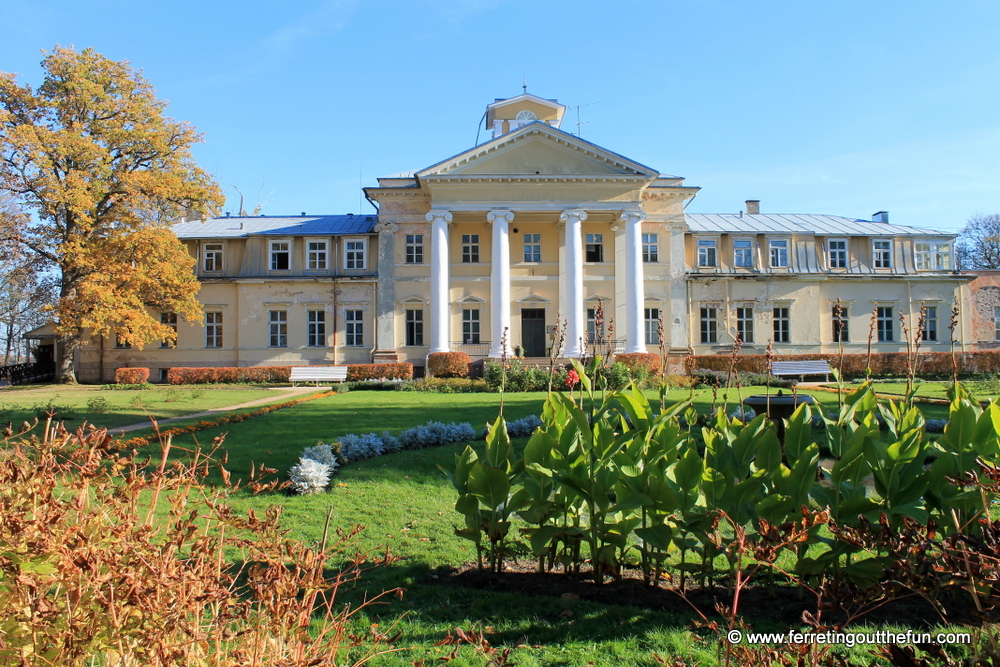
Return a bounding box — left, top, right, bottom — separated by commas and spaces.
770, 360, 833, 381
289, 366, 348, 386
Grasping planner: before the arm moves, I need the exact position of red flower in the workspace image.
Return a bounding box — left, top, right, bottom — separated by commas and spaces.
566, 369, 580, 389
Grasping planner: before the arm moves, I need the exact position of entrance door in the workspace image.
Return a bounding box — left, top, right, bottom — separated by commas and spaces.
521, 309, 546, 357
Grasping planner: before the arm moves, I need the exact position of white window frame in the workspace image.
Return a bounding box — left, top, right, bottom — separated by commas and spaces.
203, 242, 224, 273
876, 305, 895, 342
827, 238, 848, 269
733, 238, 754, 269
699, 306, 718, 344
585, 233, 604, 263
461, 234, 480, 263
405, 308, 424, 346
405, 234, 424, 264
642, 233, 658, 263
205, 312, 223, 348
921, 304, 939, 342
736, 306, 754, 344
914, 240, 952, 271
462, 308, 481, 344
872, 239, 892, 269
832, 305, 849, 343
644, 307, 660, 345
523, 233, 541, 263
269, 240, 291, 271
307, 310, 327, 347
344, 238, 367, 270
345, 309, 364, 346
772, 306, 791, 343
269, 310, 288, 348
696, 238, 717, 268
306, 239, 328, 271
769, 239, 790, 268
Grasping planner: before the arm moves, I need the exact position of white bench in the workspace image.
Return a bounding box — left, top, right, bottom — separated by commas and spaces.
289, 366, 348, 386
770, 360, 832, 381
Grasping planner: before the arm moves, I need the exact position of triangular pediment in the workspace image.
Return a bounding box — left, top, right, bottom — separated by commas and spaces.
416, 124, 659, 180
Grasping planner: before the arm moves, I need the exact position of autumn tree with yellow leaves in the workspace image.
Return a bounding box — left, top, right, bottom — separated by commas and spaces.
0, 47, 223, 382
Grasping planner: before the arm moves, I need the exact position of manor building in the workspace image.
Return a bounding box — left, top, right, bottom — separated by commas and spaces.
74, 92, 970, 381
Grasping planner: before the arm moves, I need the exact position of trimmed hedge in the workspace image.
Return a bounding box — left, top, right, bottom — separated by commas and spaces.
685, 350, 1000, 380
345, 363, 413, 381
427, 352, 472, 378
167, 366, 292, 385
115, 367, 150, 385
614, 353, 662, 377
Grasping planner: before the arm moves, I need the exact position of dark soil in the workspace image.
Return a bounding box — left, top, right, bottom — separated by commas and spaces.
432, 561, 985, 629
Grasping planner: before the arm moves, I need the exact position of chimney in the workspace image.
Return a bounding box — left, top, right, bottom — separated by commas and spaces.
745, 200, 760, 215
872, 211, 889, 223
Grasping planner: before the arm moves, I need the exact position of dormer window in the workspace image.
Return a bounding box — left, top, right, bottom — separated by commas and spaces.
696, 239, 717, 267
270, 241, 290, 271
828, 239, 848, 269
873, 239, 892, 268
914, 240, 951, 271
769, 239, 789, 268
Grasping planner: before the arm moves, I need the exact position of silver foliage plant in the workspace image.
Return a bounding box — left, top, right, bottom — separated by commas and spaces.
288, 457, 333, 495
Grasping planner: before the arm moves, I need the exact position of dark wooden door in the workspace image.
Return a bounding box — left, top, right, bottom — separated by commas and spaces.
521, 309, 546, 357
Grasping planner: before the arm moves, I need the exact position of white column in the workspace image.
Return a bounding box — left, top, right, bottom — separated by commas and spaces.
487, 209, 514, 357
427, 210, 453, 353
561, 209, 587, 357
621, 209, 648, 353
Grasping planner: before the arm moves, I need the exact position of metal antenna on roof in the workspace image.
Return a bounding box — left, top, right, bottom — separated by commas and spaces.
569, 102, 597, 138
522, 76, 527, 94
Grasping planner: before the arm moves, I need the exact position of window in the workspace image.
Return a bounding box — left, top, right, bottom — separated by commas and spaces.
405, 234, 423, 264
700, 307, 718, 344
307, 241, 328, 270
405, 309, 424, 346
345, 310, 363, 346
873, 239, 892, 268
586, 307, 605, 342
876, 306, 894, 342
114, 333, 131, 349
915, 241, 951, 270
769, 239, 789, 268
733, 239, 754, 268
307, 310, 326, 347
160, 313, 177, 349
585, 234, 604, 262
772, 307, 790, 343
203, 243, 223, 272
642, 234, 658, 263
832, 306, 849, 343
921, 306, 938, 342
523, 233, 541, 262
462, 309, 481, 344
269, 310, 287, 347
697, 239, 717, 267
736, 307, 754, 344
345, 240, 366, 269
828, 239, 848, 269
461, 234, 480, 263
270, 241, 290, 271
206, 312, 223, 348
644, 307, 660, 345
995, 307, 1000, 341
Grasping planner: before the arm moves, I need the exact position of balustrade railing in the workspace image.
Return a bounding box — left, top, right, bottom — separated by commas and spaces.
0, 361, 56, 385
450, 341, 492, 358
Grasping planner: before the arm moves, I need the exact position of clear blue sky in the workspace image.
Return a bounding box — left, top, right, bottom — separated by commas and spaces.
3, 0, 998, 232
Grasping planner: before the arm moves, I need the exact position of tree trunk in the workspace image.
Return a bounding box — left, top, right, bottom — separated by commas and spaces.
56, 334, 78, 384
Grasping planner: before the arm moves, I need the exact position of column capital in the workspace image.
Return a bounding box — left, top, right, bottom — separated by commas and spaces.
373, 221, 398, 233
486, 209, 514, 225
619, 209, 648, 225
559, 209, 588, 224
426, 210, 453, 223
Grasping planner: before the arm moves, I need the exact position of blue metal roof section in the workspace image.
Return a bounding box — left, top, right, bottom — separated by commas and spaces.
173, 214, 377, 239
686, 213, 954, 237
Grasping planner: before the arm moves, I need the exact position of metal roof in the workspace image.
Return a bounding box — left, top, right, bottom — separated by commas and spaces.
173, 215, 377, 239
685, 213, 954, 237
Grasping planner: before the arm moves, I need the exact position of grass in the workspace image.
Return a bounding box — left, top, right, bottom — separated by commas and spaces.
111, 384, 963, 665
0, 383, 302, 430
840, 378, 1000, 401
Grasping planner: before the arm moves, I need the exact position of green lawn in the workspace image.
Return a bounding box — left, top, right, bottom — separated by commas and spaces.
117, 386, 960, 666
840, 379, 1000, 401
0, 383, 298, 430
